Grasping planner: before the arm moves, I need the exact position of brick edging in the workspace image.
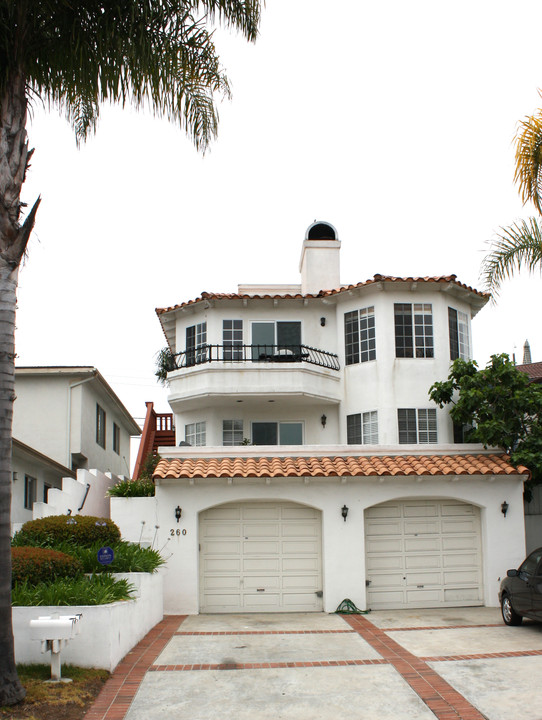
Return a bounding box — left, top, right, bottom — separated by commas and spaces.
83, 615, 186, 720
342, 614, 488, 720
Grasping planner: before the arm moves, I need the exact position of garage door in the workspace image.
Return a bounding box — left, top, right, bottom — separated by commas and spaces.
199, 502, 322, 613
365, 499, 483, 609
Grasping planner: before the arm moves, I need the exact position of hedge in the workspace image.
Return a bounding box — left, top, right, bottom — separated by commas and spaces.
11, 546, 83, 586
13, 515, 121, 548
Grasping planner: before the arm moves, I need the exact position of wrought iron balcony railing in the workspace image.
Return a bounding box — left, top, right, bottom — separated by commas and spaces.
171, 344, 340, 371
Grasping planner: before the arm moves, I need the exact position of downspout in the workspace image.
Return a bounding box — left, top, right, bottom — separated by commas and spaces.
66, 372, 97, 468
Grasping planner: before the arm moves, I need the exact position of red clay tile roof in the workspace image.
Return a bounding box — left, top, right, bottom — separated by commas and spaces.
155, 275, 489, 317
153, 454, 527, 480
517, 361, 542, 381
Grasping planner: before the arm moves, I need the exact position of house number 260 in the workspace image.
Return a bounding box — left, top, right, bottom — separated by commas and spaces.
170, 529, 187, 536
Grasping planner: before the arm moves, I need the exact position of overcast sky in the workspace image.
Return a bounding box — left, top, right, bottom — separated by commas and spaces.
15, 0, 542, 427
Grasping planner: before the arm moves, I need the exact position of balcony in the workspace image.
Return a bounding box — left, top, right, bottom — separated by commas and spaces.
171, 344, 340, 371
167, 345, 341, 412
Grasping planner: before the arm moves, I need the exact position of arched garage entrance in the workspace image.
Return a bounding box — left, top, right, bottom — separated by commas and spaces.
199, 501, 323, 613
365, 499, 483, 609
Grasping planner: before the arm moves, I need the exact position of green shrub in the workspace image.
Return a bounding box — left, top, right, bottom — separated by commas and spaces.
13, 515, 121, 548
46, 540, 166, 574
12, 574, 135, 606
107, 477, 155, 497
11, 547, 83, 587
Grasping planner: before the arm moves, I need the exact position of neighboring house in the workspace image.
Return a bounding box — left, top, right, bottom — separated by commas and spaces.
123, 221, 528, 616
11, 438, 75, 527
13, 366, 141, 477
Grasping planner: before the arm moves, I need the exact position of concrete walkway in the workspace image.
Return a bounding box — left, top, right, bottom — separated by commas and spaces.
84, 608, 542, 720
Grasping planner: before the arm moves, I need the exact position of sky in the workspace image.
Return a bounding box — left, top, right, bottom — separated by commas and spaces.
15, 0, 542, 430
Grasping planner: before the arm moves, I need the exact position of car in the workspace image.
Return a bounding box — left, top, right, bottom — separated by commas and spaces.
499, 547, 542, 625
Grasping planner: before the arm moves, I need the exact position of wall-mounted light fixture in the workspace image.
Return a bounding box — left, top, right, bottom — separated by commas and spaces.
321, 414, 327, 428
341, 505, 349, 522
175, 506, 182, 523
12, 471, 18, 482
501, 501, 509, 518
320, 317, 326, 327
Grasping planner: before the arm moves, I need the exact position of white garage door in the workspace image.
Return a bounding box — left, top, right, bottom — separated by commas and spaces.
199, 502, 323, 613
365, 499, 483, 609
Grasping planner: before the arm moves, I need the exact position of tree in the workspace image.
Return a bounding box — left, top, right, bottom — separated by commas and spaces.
482, 108, 542, 295
429, 354, 542, 487
0, 0, 261, 705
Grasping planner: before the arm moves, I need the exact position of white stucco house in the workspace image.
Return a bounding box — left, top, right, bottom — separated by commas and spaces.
11, 366, 141, 531
116, 221, 529, 616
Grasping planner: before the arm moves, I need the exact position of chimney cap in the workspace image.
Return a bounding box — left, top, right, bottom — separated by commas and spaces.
305, 220, 338, 241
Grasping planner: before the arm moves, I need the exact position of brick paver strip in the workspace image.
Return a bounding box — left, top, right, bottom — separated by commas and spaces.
343, 614, 488, 720
175, 629, 356, 635
83, 615, 186, 720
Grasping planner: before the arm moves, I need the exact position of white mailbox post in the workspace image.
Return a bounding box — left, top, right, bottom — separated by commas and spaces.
30, 613, 83, 682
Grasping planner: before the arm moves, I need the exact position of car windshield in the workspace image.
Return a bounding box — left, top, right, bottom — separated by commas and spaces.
519, 548, 542, 576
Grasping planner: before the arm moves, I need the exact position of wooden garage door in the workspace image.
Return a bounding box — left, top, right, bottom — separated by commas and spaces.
199, 502, 323, 613
365, 500, 483, 609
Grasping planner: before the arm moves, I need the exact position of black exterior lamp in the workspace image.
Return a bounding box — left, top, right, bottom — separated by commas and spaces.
320, 317, 326, 327
321, 414, 327, 428
501, 501, 509, 518
341, 505, 349, 522
175, 506, 182, 523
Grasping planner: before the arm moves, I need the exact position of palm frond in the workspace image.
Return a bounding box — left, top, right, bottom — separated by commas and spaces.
514, 103, 542, 213
0, 0, 262, 150
481, 217, 542, 297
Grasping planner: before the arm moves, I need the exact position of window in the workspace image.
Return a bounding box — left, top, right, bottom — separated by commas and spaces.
186, 322, 207, 366
398, 408, 437, 443
448, 308, 471, 360
251, 321, 301, 360
223, 419, 243, 445
113, 423, 121, 454
347, 411, 379, 444
251, 421, 303, 445
394, 303, 434, 358
43, 483, 51, 502
345, 307, 376, 365
453, 422, 473, 443
223, 320, 243, 360
185, 421, 206, 446
24, 475, 36, 510
96, 404, 106, 448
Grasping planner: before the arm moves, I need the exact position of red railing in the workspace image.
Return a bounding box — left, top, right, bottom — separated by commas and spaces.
132, 402, 175, 479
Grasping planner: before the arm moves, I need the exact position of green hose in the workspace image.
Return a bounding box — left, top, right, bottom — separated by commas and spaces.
335, 598, 371, 614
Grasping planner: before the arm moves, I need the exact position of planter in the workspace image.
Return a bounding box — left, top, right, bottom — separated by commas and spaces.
13, 571, 163, 671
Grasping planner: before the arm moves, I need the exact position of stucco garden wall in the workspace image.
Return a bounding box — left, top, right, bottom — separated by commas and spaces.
13, 571, 163, 671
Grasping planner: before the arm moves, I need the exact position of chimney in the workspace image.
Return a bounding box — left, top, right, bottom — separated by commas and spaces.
299, 221, 341, 294
523, 340, 532, 365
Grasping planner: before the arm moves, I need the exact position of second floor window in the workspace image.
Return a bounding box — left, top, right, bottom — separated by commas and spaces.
398, 408, 437, 443
344, 307, 376, 365
223, 320, 243, 360
185, 421, 206, 446
113, 423, 120, 454
186, 322, 207, 366
394, 303, 434, 358
223, 419, 243, 445
251, 321, 301, 360
96, 404, 106, 448
347, 411, 378, 444
448, 307, 471, 360
251, 421, 303, 445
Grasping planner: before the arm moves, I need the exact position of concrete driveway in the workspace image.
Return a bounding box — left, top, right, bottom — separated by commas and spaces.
85, 607, 542, 720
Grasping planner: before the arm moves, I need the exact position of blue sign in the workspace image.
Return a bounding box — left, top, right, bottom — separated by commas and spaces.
97, 546, 114, 565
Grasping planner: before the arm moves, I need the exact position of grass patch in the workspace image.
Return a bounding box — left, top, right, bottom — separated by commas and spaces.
0, 664, 108, 720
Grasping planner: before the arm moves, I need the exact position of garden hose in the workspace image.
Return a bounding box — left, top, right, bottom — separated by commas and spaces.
335, 598, 371, 614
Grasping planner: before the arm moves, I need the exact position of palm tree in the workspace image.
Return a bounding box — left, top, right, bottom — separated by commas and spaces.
482, 108, 542, 295
0, 0, 261, 705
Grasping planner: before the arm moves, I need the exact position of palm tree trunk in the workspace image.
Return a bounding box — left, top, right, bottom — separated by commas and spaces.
0, 261, 25, 705
0, 72, 37, 706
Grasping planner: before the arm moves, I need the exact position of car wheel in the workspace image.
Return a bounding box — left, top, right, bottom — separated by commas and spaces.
501, 594, 522, 626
